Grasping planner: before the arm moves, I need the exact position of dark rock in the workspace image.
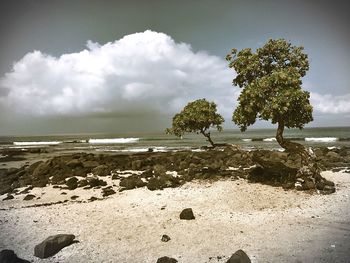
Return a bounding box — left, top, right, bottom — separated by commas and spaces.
66, 159, 82, 168
248, 154, 298, 186
161, 234, 171, 242
156, 256, 178, 263
0, 249, 30, 263
326, 151, 340, 161
282, 182, 294, 190
88, 196, 98, 202
19, 186, 33, 194
153, 164, 167, 176
321, 185, 336, 195
179, 208, 195, 220
3, 194, 14, 201
120, 176, 146, 190
23, 194, 35, 201
140, 169, 154, 178
226, 249, 251, 263
78, 179, 89, 187
32, 162, 50, 178
131, 160, 143, 170
34, 234, 76, 259
66, 177, 78, 190
70, 195, 79, 200
82, 160, 99, 169
92, 165, 110, 177
316, 181, 325, 190
102, 187, 116, 197
147, 177, 163, 191
303, 180, 315, 190
88, 177, 107, 187
324, 180, 335, 187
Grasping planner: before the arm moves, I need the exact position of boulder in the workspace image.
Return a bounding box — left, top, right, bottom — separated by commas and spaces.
23, 194, 35, 201
141, 169, 154, 178
147, 177, 163, 191
66, 159, 82, 168
179, 208, 195, 220
34, 234, 76, 259
249, 154, 298, 186
32, 162, 50, 178
0, 249, 30, 263
131, 160, 143, 170
92, 165, 110, 177
161, 234, 171, 242
82, 160, 99, 169
226, 249, 251, 263
156, 256, 178, 263
119, 176, 146, 190
87, 178, 107, 187
153, 164, 167, 176
102, 186, 116, 197
3, 194, 14, 201
66, 177, 78, 190
326, 151, 340, 161
302, 179, 315, 190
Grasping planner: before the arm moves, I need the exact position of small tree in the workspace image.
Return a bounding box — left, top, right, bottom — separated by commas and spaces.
226, 39, 313, 158
166, 99, 224, 147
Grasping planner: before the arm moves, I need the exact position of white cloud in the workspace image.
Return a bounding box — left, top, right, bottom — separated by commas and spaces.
310, 92, 350, 114
0, 30, 237, 119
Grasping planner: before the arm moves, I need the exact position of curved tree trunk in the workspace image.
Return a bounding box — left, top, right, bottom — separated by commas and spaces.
276, 121, 309, 164
275, 121, 335, 194
201, 130, 215, 147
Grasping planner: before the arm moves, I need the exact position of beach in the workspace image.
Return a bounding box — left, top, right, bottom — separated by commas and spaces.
1, 170, 350, 262
0, 132, 350, 262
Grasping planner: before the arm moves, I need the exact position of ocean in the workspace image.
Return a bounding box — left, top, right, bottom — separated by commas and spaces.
0, 127, 349, 155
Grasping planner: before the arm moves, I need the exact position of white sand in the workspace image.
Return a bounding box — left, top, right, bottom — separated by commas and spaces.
1, 171, 350, 262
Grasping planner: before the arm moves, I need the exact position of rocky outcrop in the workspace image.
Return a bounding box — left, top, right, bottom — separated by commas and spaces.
34, 234, 76, 259
1, 146, 347, 196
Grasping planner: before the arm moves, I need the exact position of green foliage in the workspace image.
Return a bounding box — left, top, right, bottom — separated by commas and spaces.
226, 39, 313, 131
166, 99, 224, 139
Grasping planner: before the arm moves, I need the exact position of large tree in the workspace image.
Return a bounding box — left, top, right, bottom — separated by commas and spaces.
166, 99, 224, 147
226, 39, 313, 158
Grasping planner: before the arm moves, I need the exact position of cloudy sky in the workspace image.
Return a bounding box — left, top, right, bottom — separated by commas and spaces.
0, 0, 349, 135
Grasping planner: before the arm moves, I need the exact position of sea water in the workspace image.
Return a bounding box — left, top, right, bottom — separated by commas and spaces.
0, 127, 349, 154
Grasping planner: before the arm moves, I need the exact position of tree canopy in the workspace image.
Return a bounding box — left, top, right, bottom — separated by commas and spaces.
166, 99, 224, 147
226, 39, 313, 149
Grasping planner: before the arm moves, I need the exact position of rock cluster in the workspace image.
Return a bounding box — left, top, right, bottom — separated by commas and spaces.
0, 146, 348, 197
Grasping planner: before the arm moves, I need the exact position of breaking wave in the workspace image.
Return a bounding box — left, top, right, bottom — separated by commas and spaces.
13, 141, 62, 146
88, 138, 140, 144
305, 137, 338, 142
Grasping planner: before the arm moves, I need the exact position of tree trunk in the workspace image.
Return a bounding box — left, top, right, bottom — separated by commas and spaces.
201, 130, 215, 147
276, 121, 308, 164
276, 121, 286, 148
275, 121, 335, 194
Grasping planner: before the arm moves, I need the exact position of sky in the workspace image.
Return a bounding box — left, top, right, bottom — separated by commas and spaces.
0, 0, 349, 135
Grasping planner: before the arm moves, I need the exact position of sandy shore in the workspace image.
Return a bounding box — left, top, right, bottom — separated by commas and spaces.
1, 170, 350, 262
